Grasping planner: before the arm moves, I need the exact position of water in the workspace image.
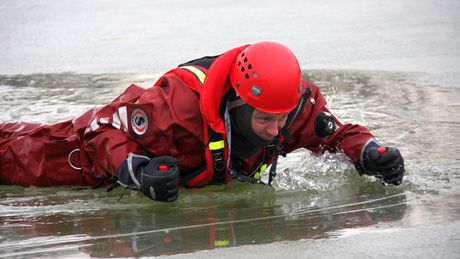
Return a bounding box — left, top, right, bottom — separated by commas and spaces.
1, 0, 460, 258
1, 70, 459, 258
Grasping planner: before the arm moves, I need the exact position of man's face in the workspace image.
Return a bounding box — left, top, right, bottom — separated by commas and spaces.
251, 109, 289, 140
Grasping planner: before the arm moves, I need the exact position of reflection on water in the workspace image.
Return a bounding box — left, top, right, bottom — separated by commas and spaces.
0, 183, 409, 258
1, 70, 460, 257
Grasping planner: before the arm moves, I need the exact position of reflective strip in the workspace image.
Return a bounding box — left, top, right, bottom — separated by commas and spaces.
90, 119, 99, 131
112, 112, 121, 129
127, 153, 141, 189
180, 65, 206, 85
254, 164, 267, 180
209, 140, 224, 150
215, 240, 230, 247
260, 164, 268, 172
118, 106, 129, 132
99, 117, 109, 124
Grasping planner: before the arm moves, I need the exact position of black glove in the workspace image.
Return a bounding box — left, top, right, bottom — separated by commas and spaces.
357, 142, 405, 185
141, 156, 180, 201
117, 154, 180, 202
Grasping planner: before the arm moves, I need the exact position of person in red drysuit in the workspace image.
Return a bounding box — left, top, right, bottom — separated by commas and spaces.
0, 42, 404, 201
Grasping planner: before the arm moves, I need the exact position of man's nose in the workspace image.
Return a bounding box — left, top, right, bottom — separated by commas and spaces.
266, 121, 280, 138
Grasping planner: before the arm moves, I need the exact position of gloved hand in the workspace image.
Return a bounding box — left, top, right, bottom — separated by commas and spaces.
358, 143, 405, 185
141, 156, 180, 201
117, 153, 180, 202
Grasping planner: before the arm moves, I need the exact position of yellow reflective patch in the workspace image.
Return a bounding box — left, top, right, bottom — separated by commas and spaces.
253, 164, 267, 180
179, 65, 206, 85
260, 164, 267, 172
209, 140, 224, 150
214, 240, 230, 247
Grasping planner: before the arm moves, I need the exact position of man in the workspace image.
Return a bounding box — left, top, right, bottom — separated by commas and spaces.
0, 42, 404, 202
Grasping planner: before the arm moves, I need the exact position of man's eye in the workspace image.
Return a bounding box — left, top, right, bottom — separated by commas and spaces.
258, 117, 270, 123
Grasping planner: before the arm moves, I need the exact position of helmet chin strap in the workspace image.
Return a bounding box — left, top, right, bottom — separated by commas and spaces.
223, 99, 232, 171
267, 136, 286, 186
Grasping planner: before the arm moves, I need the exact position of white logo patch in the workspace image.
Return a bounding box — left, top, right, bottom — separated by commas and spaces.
131, 108, 149, 136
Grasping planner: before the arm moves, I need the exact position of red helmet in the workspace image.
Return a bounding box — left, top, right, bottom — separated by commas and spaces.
229, 41, 302, 114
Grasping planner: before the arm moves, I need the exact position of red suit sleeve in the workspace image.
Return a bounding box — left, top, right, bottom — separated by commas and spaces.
284, 80, 374, 163
81, 84, 148, 178
81, 74, 205, 179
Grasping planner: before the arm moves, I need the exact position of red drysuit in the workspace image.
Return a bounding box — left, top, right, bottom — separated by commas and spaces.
0, 45, 374, 188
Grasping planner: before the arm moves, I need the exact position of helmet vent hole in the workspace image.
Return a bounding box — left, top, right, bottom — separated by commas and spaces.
245, 74, 249, 79
248, 64, 252, 69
